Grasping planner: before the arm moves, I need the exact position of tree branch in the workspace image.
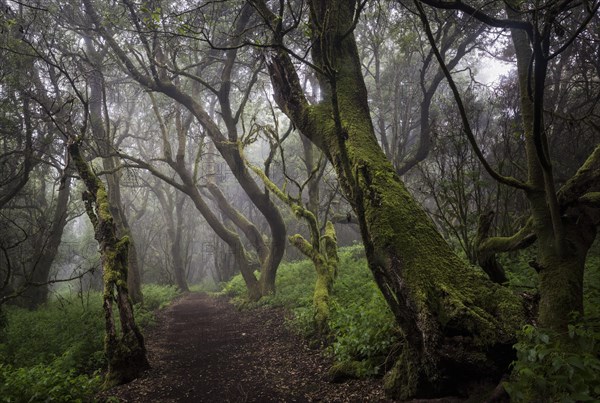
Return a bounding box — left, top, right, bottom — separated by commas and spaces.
415, 0, 533, 35
415, 0, 531, 191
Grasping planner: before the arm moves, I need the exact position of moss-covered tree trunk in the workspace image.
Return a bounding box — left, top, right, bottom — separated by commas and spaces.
84, 36, 144, 304
257, 0, 524, 397
250, 163, 339, 333
506, 6, 598, 334
290, 221, 339, 334
68, 139, 149, 386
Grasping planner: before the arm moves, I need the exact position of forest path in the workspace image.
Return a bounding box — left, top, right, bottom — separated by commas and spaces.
101, 292, 392, 402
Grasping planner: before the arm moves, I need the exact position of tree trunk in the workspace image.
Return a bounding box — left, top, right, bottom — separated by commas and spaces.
507, 6, 597, 333
154, 182, 189, 292
105, 168, 144, 304
213, 236, 237, 283
260, 0, 524, 397
172, 194, 189, 292
250, 164, 338, 334
68, 139, 149, 386
474, 211, 509, 285
290, 222, 339, 335
23, 173, 71, 308
84, 36, 144, 304
126, 239, 144, 303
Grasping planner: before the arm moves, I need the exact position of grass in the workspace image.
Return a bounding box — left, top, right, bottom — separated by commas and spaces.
0, 283, 181, 402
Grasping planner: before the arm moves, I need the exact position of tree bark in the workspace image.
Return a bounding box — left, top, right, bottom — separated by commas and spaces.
473, 212, 510, 285
172, 194, 189, 292
206, 182, 269, 265
507, 4, 598, 333
84, 36, 144, 304
249, 164, 339, 334
68, 139, 149, 386
153, 182, 189, 292
257, 0, 524, 397
22, 173, 71, 308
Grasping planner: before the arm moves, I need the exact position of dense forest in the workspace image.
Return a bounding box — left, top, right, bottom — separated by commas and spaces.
1, 0, 599, 401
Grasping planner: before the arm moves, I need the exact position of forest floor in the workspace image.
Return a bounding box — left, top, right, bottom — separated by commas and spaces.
99, 292, 408, 403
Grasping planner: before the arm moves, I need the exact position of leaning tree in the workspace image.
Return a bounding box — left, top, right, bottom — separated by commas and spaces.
250, 0, 524, 398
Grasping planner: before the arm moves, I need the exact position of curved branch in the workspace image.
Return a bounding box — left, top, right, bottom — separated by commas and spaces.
415, 0, 531, 191
547, 2, 600, 60
477, 215, 536, 255
558, 144, 600, 207
415, 0, 533, 35
206, 182, 269, 264
396, 20, 485, 176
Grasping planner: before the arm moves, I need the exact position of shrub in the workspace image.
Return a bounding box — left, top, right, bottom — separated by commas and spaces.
328, 297, 398, 377
267, 259, 315, 308
328, 248, 399, 376
221, 273, 252, 298
0, 293, 105, 372
0, 283, 182, 402
0, 362, 102, 402
584, 255, 600, 319
504, 321, 600, 402
141, 284, 182, 311
189, 279, 220, 293
133, 284, 181, 328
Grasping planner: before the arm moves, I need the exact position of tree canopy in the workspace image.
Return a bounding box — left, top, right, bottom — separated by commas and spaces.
1, 0, 599, 400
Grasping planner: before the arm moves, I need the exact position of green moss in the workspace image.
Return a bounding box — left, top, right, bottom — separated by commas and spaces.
306, 60, 525, 397
383, 345, 419, 400
69, 138, 148, 386
313, 273, 331, 333
96, 185, 112, 223
328, 360, 364, 382
283, 6, 526, 395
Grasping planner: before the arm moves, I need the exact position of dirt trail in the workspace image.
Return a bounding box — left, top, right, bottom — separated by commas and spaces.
102, 293, 392, 402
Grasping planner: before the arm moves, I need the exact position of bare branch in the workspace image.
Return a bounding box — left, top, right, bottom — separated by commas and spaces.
414, 0, 531, 191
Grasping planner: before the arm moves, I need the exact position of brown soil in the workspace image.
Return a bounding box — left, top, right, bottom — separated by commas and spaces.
100, 293, 397, 402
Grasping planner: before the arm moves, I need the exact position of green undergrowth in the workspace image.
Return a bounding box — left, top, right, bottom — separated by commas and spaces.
222, 243, 400, 378
503, 320, 600, 402
501, 243, 600, 401
0, 283, 180, 402
223, 240, 600, 398
135, 284, 182, 327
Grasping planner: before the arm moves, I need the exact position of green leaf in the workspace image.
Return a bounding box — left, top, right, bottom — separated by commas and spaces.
540, 333, 550, 344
